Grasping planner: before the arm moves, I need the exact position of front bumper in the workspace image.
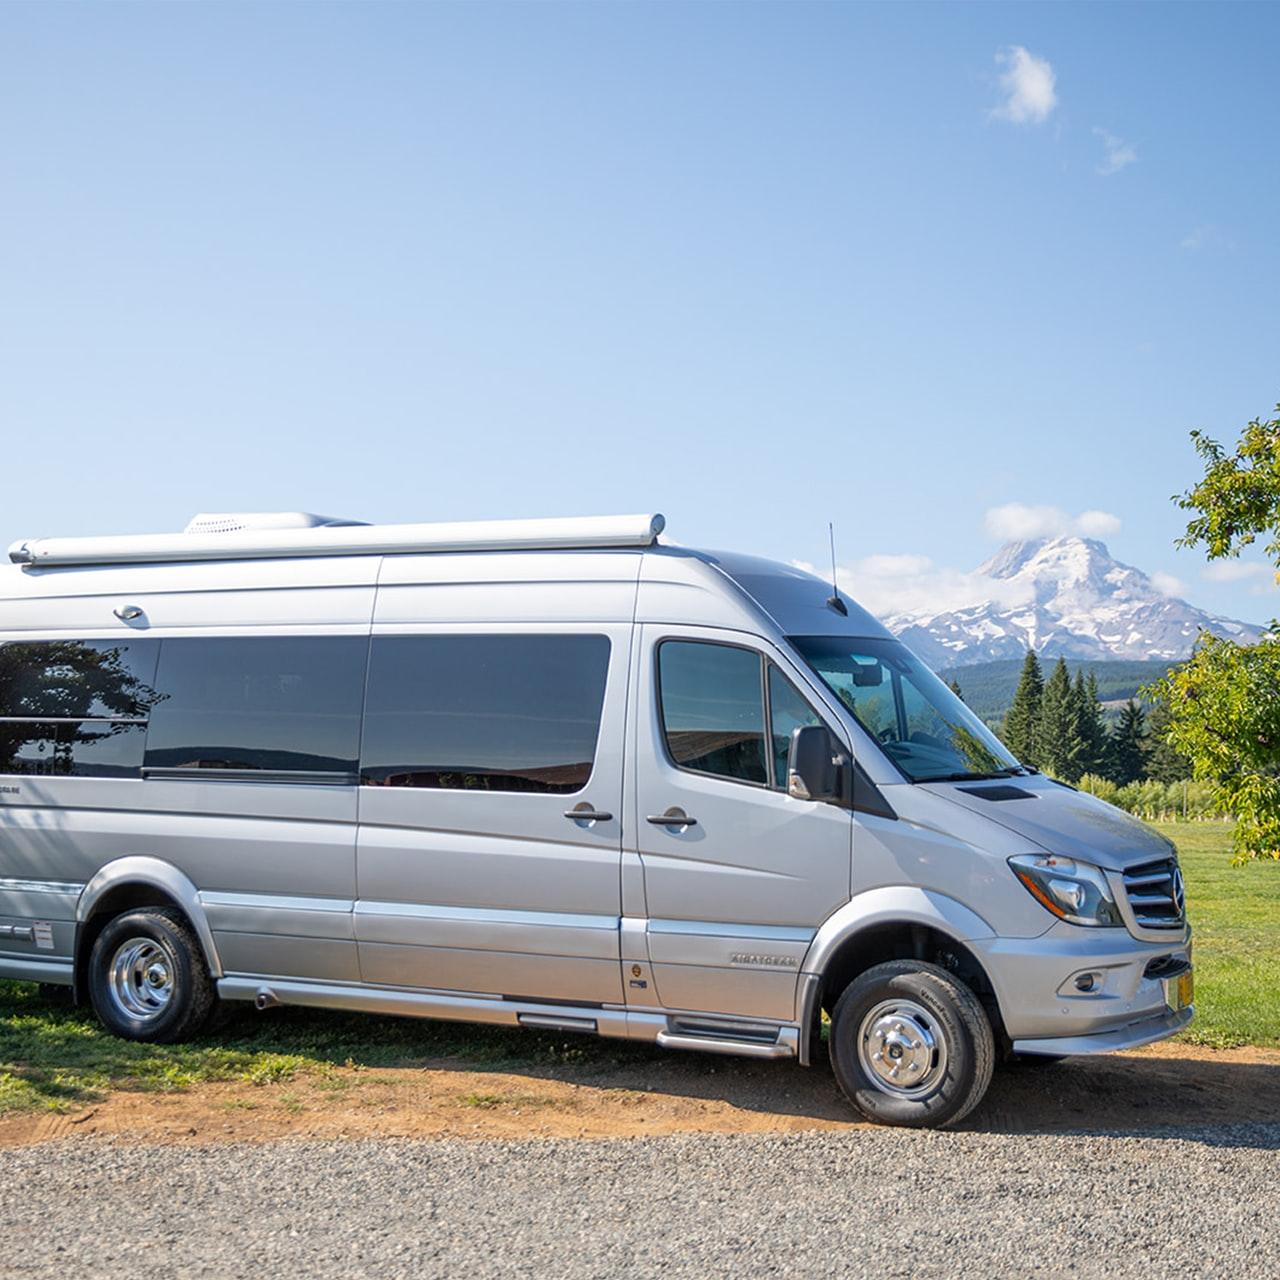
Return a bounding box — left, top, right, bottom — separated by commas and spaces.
970, 920, 1192, 1043
1011, 1004, 1193, 1057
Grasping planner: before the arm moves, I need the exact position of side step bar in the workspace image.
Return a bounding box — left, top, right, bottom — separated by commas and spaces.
218, 976, 799, 1060
657, 1019, 800, 1060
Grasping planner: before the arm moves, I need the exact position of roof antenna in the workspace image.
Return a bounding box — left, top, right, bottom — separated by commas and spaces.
826, 522, 848, 616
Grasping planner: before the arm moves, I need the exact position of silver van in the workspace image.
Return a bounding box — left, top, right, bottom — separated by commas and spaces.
0, 512, 1192, 1128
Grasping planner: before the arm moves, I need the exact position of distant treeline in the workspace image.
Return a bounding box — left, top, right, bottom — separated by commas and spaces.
938, 657, 1173, 724
948, 650, 1189, 788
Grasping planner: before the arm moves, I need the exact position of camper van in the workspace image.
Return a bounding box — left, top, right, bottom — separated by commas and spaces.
0, 512, 1192, 1128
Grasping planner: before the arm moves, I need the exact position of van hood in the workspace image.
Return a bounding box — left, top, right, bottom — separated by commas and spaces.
920, 776, 1175, 872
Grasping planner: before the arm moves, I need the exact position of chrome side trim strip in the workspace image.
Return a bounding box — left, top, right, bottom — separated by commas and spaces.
358, 900, 619, 931
648, 918, 816, 943
200, 891, 355, 914
0, 877, 85, 896
0, 957, 74, 984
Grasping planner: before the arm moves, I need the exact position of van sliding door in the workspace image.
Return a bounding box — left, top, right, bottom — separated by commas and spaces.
354, 624, 630, 1005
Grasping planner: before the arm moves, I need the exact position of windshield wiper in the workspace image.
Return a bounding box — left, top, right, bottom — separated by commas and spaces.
914, 769, 1021, 784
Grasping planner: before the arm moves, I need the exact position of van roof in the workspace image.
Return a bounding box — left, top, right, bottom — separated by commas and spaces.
1, 512, 892, 642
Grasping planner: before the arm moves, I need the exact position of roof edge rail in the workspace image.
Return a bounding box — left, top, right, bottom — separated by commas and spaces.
8, 513, 666, 569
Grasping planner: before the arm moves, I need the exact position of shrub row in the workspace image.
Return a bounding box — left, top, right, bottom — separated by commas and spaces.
1077, 774, 1224, 821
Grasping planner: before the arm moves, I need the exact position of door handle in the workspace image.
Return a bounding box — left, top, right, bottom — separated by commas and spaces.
646, 807, 697, 828
564, 804, 613, 823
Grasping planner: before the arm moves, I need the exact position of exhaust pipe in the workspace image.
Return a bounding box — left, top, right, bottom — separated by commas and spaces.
255, 987, 281, 1011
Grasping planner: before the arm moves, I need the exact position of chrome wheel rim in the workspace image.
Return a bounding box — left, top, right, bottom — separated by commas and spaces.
856, 998, 948, 1098
108, 937, 175, 1021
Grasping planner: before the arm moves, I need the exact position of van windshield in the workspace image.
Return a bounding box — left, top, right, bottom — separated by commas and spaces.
789, 636, 1022, 783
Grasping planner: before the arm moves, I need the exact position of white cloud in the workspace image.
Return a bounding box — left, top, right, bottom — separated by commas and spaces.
1094, 127, 1137, 175
856, 553, 934, 578
1075, 509, 1123, 537
1181, 225, 1234, 252
1203, 560, 1271, 583
798, 554, 1034, 621
1150, 572, 1186, 598
991, 46, 1057, 124
984, 504, 1068, 540
983, 504, 1122, 541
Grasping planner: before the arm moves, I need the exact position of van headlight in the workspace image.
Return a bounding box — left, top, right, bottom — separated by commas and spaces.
1008, 854, 1123, 927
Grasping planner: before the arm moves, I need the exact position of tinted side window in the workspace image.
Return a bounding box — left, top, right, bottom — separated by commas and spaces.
361, 634, 611, 793
0, 639, 160, 720
767, 665, 823, 790
0, 639, 159, 777
144, 637, 367, 776
658, 642, 767, 785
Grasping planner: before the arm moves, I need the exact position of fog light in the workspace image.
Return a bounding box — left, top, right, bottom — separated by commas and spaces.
1075, 973, 1096, 993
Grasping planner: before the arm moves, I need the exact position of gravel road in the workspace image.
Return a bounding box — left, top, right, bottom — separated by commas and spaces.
2, 1125, 1277, 1278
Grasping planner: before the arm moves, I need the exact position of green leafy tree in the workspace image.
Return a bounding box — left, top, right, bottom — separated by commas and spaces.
1039, 658, 1088, 782
1160, 401, 1280, 860
1003, 650, 1043, 767
1149, 636, 1280, 861
1176, 404, 1280, 565
1107, 698, 1147, 786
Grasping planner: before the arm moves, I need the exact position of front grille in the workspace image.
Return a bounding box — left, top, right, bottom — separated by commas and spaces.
1122, 857, 1186, 930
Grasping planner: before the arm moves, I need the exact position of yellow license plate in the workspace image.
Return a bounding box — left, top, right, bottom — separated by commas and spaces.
1165, 968, 1194, 1011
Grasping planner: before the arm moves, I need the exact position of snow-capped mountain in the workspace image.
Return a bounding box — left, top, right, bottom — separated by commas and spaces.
881, 536, 1264, 668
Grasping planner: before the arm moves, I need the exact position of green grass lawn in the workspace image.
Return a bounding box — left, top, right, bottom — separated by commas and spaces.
0, 982, 640, 1115
1, 820, 1276, 1114
1156, 820, 1280, 1049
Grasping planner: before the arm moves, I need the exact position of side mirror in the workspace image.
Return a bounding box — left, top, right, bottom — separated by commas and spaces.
787, 725, 844, 802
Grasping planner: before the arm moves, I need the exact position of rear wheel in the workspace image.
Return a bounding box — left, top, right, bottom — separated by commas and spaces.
829, 960, 994, 1129
88, 907, 216, 1044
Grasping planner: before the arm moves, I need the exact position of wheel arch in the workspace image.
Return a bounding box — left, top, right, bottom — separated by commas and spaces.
74, 857, 222, 1001
799, 887, 1005, 1059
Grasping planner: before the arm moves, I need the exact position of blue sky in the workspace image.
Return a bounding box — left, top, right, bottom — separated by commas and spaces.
2, 1, 1277, 623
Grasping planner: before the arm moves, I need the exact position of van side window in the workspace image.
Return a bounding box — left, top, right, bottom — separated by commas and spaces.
0, 639, 160, 777
143, 637, 367, 777
360, 634, 611, 793
657, 641, 768, 785
767, 664, 823, 790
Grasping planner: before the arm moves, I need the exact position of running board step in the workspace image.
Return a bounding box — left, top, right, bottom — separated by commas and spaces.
656, 1022, 799, 1060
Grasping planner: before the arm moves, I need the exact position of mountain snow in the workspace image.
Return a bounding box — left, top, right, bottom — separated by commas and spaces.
879, 536, 1263, 668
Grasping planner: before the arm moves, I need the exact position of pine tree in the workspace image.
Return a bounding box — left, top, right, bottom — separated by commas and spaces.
1074, 670, 1108, 777
1003, 650, 1044, 767
1108, 698, 1148, 785
1039, 658, 1088, 782
947, 677, 965, 702
1143, 697, 1190, 783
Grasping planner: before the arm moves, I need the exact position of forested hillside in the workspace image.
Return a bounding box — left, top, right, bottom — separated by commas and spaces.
937, 657, 1172, 723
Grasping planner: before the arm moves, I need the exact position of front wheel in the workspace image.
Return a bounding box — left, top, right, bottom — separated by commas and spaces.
829, 960, 994, 1129
88, 907, 216, 1044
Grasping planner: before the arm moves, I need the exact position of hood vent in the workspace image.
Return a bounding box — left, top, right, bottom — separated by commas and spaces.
957, 784, 1037, 802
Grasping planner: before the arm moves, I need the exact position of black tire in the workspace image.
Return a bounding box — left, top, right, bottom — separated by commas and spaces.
829, 960, 995, 1129
88, 907, 216, 1044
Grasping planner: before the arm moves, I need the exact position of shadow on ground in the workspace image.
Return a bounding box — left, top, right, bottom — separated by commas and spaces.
5, 984, 1280, 1141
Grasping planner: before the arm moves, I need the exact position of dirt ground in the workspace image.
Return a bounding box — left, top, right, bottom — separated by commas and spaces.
3, 1040, 1277, 1147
